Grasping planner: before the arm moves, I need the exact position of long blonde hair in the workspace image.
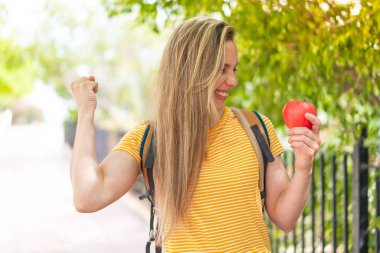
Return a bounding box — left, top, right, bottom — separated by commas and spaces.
152, 16, 235, 245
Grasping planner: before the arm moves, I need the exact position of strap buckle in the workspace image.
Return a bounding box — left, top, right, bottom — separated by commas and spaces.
139, 189, 154, 201
139, 194, 148, 200
149, 230, 156, 241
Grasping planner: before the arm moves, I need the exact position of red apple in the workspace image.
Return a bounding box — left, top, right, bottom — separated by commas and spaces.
282, 100, 317, 129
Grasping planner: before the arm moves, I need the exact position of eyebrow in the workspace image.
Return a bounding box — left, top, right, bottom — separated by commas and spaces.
224, 63, 239, 68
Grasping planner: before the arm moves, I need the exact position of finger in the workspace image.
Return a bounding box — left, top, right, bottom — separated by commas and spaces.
290, 141, 316, 156
305, 113, 321, 134
287, 127, 316, 139
84, 81, 98, 92
78, 76, 95, 82
77, 80, 98, 93
93, 82, 98, 93
289, 136, 320, 152
288, 135, 316, 150
288, 127, 320, 143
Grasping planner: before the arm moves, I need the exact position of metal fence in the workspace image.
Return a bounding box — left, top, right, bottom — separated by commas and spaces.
268, 127, 380, 253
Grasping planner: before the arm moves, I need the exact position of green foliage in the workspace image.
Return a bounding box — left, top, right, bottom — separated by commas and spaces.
0, 39, 37, 108
30, 42, 73, 99
1, 0, 171, 132
104, 0, 380, 151
0, 5, 37, 108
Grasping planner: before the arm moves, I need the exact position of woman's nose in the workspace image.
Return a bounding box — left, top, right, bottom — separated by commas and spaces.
226, 76, 238, 87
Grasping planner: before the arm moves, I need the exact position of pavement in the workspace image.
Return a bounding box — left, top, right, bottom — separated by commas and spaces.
0, 123, 151, 253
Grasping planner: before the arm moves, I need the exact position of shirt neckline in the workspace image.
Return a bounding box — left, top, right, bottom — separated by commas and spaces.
209, 107, 229, 134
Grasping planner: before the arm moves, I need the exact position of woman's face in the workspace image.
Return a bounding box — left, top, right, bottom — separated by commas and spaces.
214, 40, 239, 114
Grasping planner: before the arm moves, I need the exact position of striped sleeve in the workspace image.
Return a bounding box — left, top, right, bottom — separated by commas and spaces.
260, 114, 284, 158
112, 120, 148, 170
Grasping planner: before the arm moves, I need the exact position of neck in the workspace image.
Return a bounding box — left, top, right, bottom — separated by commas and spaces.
210, 108, 224, 128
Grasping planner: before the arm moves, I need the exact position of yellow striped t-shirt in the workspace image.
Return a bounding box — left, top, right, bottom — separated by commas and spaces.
113, 107, 284, 252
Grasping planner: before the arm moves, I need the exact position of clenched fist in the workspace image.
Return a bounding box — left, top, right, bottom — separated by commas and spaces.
70, 76, 98, 115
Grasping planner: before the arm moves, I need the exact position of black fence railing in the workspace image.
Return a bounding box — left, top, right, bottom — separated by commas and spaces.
269, 127, 380, 253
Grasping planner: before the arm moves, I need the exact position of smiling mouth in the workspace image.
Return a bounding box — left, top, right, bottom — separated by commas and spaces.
215, 90, 228, 100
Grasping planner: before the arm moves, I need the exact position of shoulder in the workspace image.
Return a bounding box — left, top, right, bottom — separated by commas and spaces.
254, 112, 284, 156
255, 112, 274, 128
112, 120, 150, 155
112, 120, 151, 170
127, 120, 150, 138
229, 107, 275, 128
253, 111, 278, 137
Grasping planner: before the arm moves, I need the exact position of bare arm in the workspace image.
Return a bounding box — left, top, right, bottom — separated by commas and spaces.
70, 76, 139, 213
265, 113, 321, 232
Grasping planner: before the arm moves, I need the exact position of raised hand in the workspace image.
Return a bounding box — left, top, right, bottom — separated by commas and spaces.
70, 76, 99, 115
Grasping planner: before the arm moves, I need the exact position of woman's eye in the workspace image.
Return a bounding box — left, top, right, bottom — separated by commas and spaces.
221, 67, 238, 73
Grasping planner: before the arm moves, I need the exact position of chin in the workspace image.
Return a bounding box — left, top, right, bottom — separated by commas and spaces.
216, 104, 225, 111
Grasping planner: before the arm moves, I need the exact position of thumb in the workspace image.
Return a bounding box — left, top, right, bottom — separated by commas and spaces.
93, 82, 98, 93
91, 81, 99, 94
89, 75, 95, 81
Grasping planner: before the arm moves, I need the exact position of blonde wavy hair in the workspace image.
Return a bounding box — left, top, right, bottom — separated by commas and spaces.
152, 16, 235, 245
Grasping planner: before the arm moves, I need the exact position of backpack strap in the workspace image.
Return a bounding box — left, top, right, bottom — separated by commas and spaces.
231, 108, 275, 208
139, 123, 162, 253
253, 111, 270, 147
139, 124, 155, 204
236, 109, 275, 165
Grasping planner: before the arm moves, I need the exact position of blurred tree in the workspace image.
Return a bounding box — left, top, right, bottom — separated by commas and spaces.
0, 39, 37, 108
1, 0, 168, 130
0, 5, 38, 109
104, 0, 380, 150
31, 0, 169, 129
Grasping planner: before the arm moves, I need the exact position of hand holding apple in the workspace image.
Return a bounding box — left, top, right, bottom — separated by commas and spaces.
283, 100, 321, 174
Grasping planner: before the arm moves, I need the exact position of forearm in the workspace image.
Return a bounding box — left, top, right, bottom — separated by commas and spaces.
270, 112, 321, 232
70, 111, 103, 211
271, 166, 312, 232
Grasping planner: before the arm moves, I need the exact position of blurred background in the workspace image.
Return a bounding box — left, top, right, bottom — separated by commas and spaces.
0, 0, 379, 252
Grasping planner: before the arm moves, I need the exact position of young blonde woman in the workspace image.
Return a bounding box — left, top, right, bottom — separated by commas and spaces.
70, 17, 321, 252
